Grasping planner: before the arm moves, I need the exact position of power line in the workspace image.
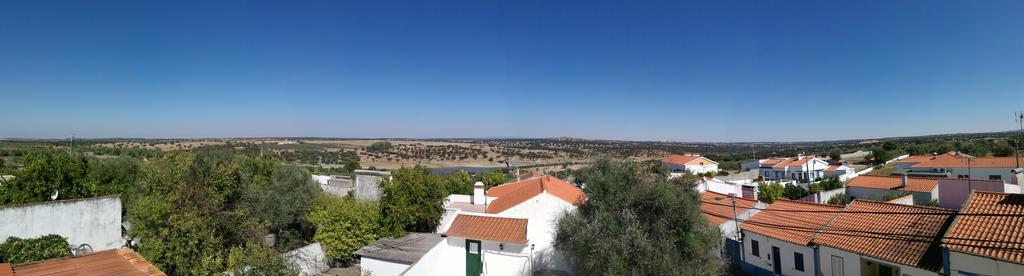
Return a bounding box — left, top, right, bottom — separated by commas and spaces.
702, 211, 1024, 251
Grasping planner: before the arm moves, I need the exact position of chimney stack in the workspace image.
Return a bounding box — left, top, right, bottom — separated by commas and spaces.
472, 181, 486, 205
901, 174, 908, 188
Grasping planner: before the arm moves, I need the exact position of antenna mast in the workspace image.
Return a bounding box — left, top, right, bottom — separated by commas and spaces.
1016, 112, 1023, 168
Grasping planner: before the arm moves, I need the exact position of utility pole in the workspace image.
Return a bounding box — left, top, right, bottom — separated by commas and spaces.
1016, 112, 1023, 168
717, 194, 743, 263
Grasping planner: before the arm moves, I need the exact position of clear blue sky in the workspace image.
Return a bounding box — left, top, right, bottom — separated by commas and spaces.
1, 1, 1022, 142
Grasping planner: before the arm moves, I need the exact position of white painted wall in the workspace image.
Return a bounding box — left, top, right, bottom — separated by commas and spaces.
949, 251, 1024, 276
686, 163, 719, 174
496, 192, 575, 273
402, 237, 531, 276
284, 242, 328, 275
361, 257, 411, 276
698, 178, 743, 196
818, 246, 938, 276
743, 231, 816, 276
0, 196, 122, 251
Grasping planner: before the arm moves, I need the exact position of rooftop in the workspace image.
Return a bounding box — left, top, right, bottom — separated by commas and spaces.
742, 199, 844, 245
485, 175, 585, 214
700, 191, 758, 226
662, 154, 715, 165
354, 233, 445, 264
0, 248, 164, 276
444, 214, 529, 244
911, 154, 1021, 169
813, 200, 953, 271
943, 191, 1024, 264
846, 175, 938, 193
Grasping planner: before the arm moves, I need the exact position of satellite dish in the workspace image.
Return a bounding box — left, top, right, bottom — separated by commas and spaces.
51, 189, 59, 200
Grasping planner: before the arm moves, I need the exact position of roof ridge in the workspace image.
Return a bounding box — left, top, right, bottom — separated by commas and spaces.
850, 199, 955, 212
775, 198, 844, 208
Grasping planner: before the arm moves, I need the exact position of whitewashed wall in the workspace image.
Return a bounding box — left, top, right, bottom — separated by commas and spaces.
949, 250, 1024, 276
361, 257, 411, 276
496, 192, 575, 273
743, 231, 816, 276
818, 246, 938, 276
284, 242, 328, 275
0, 196, 122, 251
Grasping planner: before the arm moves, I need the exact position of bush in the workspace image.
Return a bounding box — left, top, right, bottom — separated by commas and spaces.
366, 141, 392, 152
307, 194, 381, 264
882, 191, 912, 202
0, 235, 69, 264
826, 194, 851, 205
757, 182, 784, 203
782, 184, 809, 200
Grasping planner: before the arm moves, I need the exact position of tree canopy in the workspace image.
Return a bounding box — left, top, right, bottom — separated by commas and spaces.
378, 166, 448, 236
0, 150, 140, 205
554, 158, 721, 275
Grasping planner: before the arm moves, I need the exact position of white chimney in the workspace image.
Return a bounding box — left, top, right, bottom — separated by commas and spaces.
472, 181, 486, 205
901, 174, 908, 188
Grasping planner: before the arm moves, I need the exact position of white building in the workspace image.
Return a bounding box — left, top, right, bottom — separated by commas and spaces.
742, 155, 830, 182
942, 191, 1024, 276
897, 152, 1024, 184
697, 177, 758, 200
363, 174, 585, 276
814, 200, 952, 276
741, 199, 843, 276
823, 164, 856, 181
662, 153, 719, 177
355, 233, 444, 276
844, 175, 938, 205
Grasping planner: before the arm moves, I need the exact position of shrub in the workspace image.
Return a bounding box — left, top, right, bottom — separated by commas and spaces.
826, 194, 851, 205
0, 234, 70, 264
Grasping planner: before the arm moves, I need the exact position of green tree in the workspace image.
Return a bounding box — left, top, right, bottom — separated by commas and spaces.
307, 194, 380, 264
343, 159, 362, 172
226, 243, 298, 275
476, 170, 509, 189
0, 150, 90, 204
443, 170, 473, 195
236, 157, 319, 250
367, 141, 392, 152
782, 184, 809, 200
555, 158, 721, 275
757, 182, 784, 203
378, 166, 447, 236
127, 152, 233, 275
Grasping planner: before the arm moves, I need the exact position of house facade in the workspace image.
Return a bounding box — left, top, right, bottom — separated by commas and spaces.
742, 155, 830, 182
845, 175, 938, 205
896, 152, 1024, 183
368, 174, 585, 276
741, 200, 844, 276
942, 191, 1024, 276
663, 154, 719, 176
814, 200, 953, 276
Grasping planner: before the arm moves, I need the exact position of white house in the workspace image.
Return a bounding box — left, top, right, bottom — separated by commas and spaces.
942, 191, 1024, 276
697, 177, 759, 200
741, 199, 844, 276
366, 174, 585, 276
844, 175, 938, 205
897, 152, 1024, 183
814, 200, 953, 276
742, 155, 830, 182
355, 233, 444, 276
663, 153, 719, 177
823, 164, 856, 181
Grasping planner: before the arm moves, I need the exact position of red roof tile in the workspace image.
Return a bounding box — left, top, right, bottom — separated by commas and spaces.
444, 214, 529, 243
814, 200, 953, 271
6, 248, 164, 276
485, 175, 585, 214
913, 156, 1024, 169
847, 175, 938, 193
662, 154, 716, 166
943, 191, 1024, 264
701, 191, 758, 226
742, 200, 844, 245
824, 165, 840, 172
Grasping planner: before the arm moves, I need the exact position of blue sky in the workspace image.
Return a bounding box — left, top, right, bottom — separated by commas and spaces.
1, 1, 1022, 142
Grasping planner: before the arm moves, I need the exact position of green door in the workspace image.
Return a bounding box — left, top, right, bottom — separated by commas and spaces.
466, 239, 482, 276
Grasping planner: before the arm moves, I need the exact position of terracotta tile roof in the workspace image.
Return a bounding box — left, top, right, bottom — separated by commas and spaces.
485, 175, 586, 214
444, 214, 529, 244
700, 191, 758, 226
813, 200, 953, 271
5, 248, 164, 275
742, 199, 844, 245
847, 175, 938, 193
662, 154, 716, 166
897, 154, 945, 164
771, 158, 796, 168
913, 156, 1024, 169
824, 165, 840, 172
760, 158, 786, 167
943, 191, 1024, 264
516, 171, 543, 181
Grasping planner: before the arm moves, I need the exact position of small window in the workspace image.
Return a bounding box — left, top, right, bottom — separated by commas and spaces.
831, 256, 844, 276
469, 242, 479, 254
794, 252, 804, 271
990, 175, 1002, 180
751, 240, 760, 257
